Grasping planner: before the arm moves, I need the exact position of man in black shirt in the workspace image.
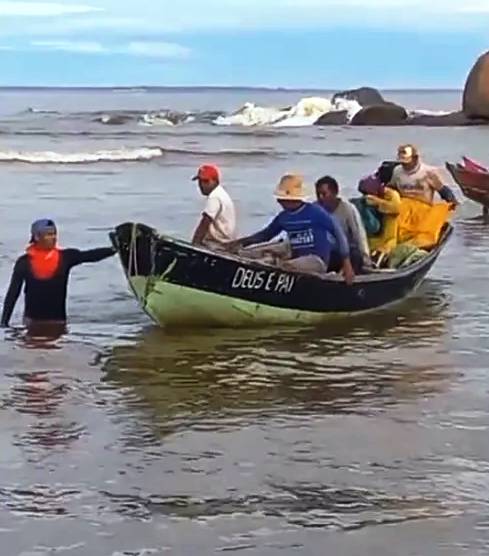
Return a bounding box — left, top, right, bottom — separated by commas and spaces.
1, 219, 115, 327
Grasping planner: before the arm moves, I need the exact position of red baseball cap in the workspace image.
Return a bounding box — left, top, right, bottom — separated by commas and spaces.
192, 164, 221, 182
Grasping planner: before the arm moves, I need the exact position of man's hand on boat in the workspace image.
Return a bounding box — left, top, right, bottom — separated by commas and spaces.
224, 240, 355, 285
342, 258, 355, 286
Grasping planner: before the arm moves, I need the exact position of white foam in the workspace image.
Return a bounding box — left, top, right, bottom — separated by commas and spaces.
139, 113, 175, 127
214, 102, 287, 126
27, 107, 59, 114
274, 97, 333, 127
138, 111, 195, 127
410, 109, 452, 116
0, 147, 164, 164
98, 113, 133, 125
331, 97, 363, 120
214, 96, 363, 127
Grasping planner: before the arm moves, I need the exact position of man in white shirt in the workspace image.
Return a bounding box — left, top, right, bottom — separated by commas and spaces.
391, 144, 457, 205
191, 164, 236, 248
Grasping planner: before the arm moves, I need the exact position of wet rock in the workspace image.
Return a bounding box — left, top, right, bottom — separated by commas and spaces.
463, 51, 489, 120
350, 103, 408, 125
332, 87, 385, 107
407, 111, 489, 126
314, 110, 349, 125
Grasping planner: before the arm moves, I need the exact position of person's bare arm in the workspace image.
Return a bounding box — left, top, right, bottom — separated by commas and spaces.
423, 171, 458, 204
192, 213, 213, 245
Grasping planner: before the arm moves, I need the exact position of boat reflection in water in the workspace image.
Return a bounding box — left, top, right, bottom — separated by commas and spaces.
100, 282, 454, 440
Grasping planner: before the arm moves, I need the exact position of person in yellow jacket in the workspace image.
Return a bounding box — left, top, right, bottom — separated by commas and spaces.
391, 150, 456, 248
366, 180, 453, 252
357, 174, 401, 254
365, 187, 402, 253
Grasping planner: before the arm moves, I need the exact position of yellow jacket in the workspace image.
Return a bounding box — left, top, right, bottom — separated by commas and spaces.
365, 188, 401, 253
397, 197, 453, 248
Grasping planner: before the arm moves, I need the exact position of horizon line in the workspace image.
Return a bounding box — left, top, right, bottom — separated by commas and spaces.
0, 85, 463, 92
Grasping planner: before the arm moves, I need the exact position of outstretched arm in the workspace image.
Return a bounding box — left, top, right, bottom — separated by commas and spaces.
67, 247, 116, 267
1, 259, 25, 327
231, 217, 282, 249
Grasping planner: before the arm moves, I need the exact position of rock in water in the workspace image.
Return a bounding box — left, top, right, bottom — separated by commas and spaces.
463, 51, 489, 119
350, 103, 408, 125
407, 111, 489, 126
332, 87, 385, 106
314, 110, 349, 125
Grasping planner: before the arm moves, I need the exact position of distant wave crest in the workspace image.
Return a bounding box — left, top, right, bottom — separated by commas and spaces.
90, 97, 363, 128
25, 107, 60, 115
0, 145, 369, 164
0, 147, 164, 164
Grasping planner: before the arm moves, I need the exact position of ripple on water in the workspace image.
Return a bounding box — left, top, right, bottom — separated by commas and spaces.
98, 482, 452, 532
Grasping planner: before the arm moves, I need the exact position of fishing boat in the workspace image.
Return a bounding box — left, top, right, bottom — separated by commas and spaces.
446, 157, 489, 215
110, 222, 452, 329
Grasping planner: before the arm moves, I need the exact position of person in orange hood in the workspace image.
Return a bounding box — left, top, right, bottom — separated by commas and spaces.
1, 219, 115, 327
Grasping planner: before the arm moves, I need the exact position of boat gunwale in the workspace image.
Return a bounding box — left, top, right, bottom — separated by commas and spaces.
446, 161, 489, 189
111, 221, 453, 285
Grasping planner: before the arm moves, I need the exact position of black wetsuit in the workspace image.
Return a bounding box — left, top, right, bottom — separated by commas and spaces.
1, 247, 114, 326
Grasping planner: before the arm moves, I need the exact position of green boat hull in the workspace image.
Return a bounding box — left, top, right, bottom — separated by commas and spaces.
111, 222, 452, 329
129, 275, 354, 328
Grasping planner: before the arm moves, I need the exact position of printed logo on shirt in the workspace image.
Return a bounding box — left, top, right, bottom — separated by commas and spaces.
400, 182, 424, 192
289, 228, 314, 247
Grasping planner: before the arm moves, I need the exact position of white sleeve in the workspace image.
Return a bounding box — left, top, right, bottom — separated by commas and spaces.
203, 196, 221, 220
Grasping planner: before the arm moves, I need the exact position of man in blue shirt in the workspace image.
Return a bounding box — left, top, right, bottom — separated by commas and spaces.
229, 174, 355, 284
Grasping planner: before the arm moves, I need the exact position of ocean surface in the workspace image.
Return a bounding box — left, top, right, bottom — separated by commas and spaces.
1, 87, 489, 556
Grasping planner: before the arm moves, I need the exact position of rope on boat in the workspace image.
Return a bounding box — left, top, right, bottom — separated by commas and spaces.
126, 223, 150, 310
128, 223, 139, 277
126, 223, 178, 311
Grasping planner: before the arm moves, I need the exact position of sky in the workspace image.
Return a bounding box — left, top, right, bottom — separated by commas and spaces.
0, 0, 488, 88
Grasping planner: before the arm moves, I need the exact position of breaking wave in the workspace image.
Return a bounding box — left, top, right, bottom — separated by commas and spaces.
213, 96, 362, 127
16, 97, 451, 130
25, 107, 60, 115
0, 147, 164, 164
87, 97, 361, 128
91, 110, 224, 127
0, 145, 368, 164
161, 148, 367, 158
139, 111, 195, 127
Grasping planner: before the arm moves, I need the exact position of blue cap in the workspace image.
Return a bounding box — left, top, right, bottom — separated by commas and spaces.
30, 219, 57, 239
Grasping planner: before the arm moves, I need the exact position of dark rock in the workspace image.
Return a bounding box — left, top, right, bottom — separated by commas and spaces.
350, 103, 408, 126
407, 110, 489, 126
332, 87, 385, 107
314, 110, 349, 125
463, 51, 489, 120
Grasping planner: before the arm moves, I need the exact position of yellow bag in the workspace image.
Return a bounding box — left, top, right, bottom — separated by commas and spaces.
398, 198, 452, 248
